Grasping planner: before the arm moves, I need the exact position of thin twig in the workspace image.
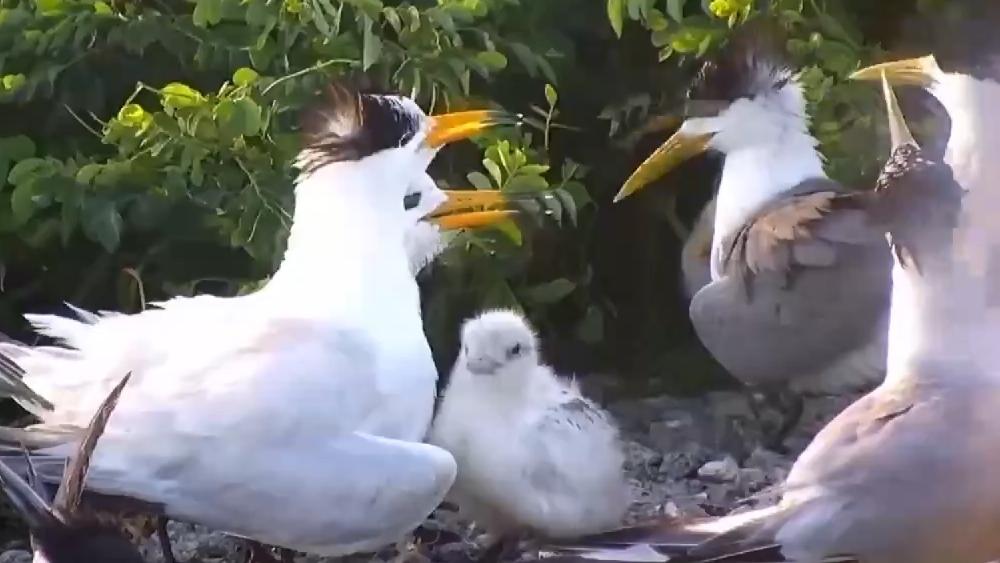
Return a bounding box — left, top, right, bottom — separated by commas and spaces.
261, 59, 357, 97
62, 104, 103, 139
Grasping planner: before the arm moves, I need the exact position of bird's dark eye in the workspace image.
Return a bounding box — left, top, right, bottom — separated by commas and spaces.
774, 76, 790, 89
507, 343, 522, 358
403, 192, 421, 210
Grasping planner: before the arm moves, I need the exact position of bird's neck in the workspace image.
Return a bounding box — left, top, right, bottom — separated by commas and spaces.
933, 75, 1000, 283
264, 164, 418, 317
711, 130, 826, 277
886, 75, 1000, 384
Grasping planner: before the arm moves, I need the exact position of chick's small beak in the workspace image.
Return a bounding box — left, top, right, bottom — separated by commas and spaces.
427, 189, 517, 230
614, 128, 714, 203
424, 110, 520, 148
849, 55, 941, 87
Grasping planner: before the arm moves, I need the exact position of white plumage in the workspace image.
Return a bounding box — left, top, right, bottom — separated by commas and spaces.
429, 309, 629, 540
0, 90, 497, 555
403, 173, 448, 277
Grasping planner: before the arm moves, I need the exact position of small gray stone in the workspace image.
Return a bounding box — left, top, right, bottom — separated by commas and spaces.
0, 551, 31, 563
697, 456, 739, 483
658, 442, 713, 480
623, 441, 664, 479
737, 467, 768, 494
648, 414, 698, 452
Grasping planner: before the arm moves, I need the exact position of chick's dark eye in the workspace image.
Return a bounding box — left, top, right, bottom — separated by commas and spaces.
507, 343, 522, 358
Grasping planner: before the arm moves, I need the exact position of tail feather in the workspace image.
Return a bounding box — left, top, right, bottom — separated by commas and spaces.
24, 312, 90, 347
540, 508, 858, 563
63, 302, 101, 324
52, 372, 130, 514
0, 350, 54, 413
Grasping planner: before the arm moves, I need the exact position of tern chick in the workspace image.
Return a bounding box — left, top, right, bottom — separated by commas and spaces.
429, 310, 629, 556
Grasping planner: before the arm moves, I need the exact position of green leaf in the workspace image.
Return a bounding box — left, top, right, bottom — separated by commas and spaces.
544, 83, 558, 106
192, 0, 223, 27
519, 164, 550, 176
483, 159, 503, 186
492, 219, 523, 246
81, 198, 123, 252
245, 0, 273, 26
93, 1, 112, 14
0, 136, 35, 160
607, 0, 624, 37
233, 67, 259, 87
467, 171, 494, 190
8, 158, 51, 186
666, 0, 685, 21
215, 98, 262, 139
554, 188, 577, 225
1, 74, 26, 92
161, 83, 204, 110
117, 104, 150, 130
10, 180, 44, 225
35, 0, 63, 14
522, 278, 575, 304
475, 51, 508, 71
575, 305, 604, 343
505, 174, 548, 193
383, 7, 402, 32
483, 278, 522, 309
362, 15, 383, 71
76, 163, 102, 185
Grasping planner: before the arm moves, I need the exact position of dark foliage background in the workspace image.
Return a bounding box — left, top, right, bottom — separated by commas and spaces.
0, 0, 975, 404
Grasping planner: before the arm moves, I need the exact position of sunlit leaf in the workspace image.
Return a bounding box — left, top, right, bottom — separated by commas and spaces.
607, 0, 624, 37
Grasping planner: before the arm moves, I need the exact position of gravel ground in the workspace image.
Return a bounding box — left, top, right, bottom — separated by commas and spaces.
0, 389, 861, 563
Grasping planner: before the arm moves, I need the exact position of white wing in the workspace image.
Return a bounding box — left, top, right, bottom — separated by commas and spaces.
481, 390, 628, 538
17, 306, 451, 554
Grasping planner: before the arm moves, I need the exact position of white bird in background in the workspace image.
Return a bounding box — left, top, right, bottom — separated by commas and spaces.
679, 196, 715, 301
851, 52, 1000, 378
613, 26, 893, 447
429, 309, 630, 559
542, 70, 1000, 563
0, 84, 516, 556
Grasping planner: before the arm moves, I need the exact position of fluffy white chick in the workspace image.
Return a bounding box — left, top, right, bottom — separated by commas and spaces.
429, 310, 629, 551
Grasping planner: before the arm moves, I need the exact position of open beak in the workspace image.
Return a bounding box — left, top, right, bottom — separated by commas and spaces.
427, 189, 517, 230
424, 110, 520, 148
849, 55, 941, 88
881, 71, 918, 150
614, 128, 714, 203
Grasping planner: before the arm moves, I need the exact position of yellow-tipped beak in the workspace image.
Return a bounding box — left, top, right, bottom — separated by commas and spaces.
849, 55, 941, 87
880, 71, 918, 150
428, 189, 516, 230
614, 129, 714, 203
424, 110, 517, 148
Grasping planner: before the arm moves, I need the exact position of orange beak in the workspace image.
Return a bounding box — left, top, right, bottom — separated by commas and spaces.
427, 189, 517, 230
424, 110, 520, 148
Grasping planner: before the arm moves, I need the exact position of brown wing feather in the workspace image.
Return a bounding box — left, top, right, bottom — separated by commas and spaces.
693, 180, 891, 387
722, 188, 883, 294
53, 372, 131, 516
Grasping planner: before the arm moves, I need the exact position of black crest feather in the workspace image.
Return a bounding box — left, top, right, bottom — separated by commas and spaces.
873, 144, 964, 271
298, 80, 422, 172
687, 19, 794, 103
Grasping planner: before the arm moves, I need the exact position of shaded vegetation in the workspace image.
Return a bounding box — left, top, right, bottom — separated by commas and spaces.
0, 0, 959, 400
